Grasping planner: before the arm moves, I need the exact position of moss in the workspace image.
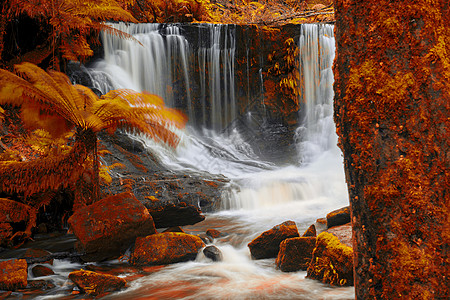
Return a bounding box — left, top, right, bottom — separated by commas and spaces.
306, 232, 353, 286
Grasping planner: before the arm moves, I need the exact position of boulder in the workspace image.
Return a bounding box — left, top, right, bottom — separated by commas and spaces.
130, 232, 205, 266
21, 248, 53, 265
248, 221, 299, 259
327, 223, 353, 248
203, 245, 223, 262
69, 269, 126, 296
148, 202, 205, 228
206, 229, 223, 239
0, 259, 27, 291
68, 192, 156, 262
301, 224, 316, 237
306, 232, 353, 286
326, 206, 351, 229
162, 226, 185, 233
31, 265, 54, 277
276, 237, 316, 272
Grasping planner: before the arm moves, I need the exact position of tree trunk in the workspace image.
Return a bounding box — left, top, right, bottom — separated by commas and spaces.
333, 0, 450, 298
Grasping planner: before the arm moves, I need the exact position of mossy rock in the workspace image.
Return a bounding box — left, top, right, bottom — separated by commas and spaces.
306, 232, 353, 286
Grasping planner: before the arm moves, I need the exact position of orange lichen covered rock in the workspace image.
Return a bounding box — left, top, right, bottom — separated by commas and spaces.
68, 269, 126, 296
276, 237, 316, 272
326, 206, 350, 229
306, 232, 353, 286
334, 0, 449, 298
248, 221, 299, 259
21, 248, 53, 265
130, 232, 205, 266
0, 259, 28, 291
68, 192, 156, 262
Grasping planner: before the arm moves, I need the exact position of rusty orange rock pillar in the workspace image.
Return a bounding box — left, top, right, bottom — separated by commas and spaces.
333, 0, 450, 298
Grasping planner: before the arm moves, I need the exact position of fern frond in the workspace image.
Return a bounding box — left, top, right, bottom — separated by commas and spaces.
98, 23, 143, 47
0, 106, 4, 123
0, 139, 89, 198
97, 89, 186, 147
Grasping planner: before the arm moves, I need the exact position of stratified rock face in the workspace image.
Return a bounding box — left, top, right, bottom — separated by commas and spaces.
326, 206, 350, 229
130, 232, 205, 266
334, 1, 450, 297
248, 221, 299, 259
276, 237, 316, 272
68, 192, 156, 262
0, 259, 28, 291
306, 232, 353, 286
68, 269, 126, 296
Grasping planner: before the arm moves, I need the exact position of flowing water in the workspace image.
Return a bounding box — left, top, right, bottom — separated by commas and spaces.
34, 23, 353, 299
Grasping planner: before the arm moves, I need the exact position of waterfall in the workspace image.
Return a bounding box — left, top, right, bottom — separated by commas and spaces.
197, 24, 236, 130
297, 24, 337, 164
87, 22, 238, 130
93, 23, 192, 108
86, 22, 347, 214
219, 24, 345, 213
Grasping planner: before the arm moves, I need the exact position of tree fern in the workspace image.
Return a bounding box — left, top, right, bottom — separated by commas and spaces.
1, 0, 139, 66
0, 62, 186, 241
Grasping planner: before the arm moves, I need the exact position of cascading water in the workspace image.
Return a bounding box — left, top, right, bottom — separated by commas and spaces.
77, 23, 353, 299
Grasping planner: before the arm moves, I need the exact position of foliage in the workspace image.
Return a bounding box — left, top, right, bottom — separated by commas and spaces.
129, 0, 211, 23
0, 62, 186, 242
206, 0, 334, 26
0, 0, 137, 68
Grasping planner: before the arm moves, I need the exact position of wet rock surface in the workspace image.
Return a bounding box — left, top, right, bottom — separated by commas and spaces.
99, 131, 230, 213
248, 220, 299, 259
148, 202, 205, 229
203, 245, 223, 262
206, 229, 223, 239
68, 192, 156, 262
69, 269, 127, 296
31, 265, 54, 277
130, 232, 205, 266
326, 206, 350, 229
276, 237, 316, 272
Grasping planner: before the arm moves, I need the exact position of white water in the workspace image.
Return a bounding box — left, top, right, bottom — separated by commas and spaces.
79, 23, 352, 299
